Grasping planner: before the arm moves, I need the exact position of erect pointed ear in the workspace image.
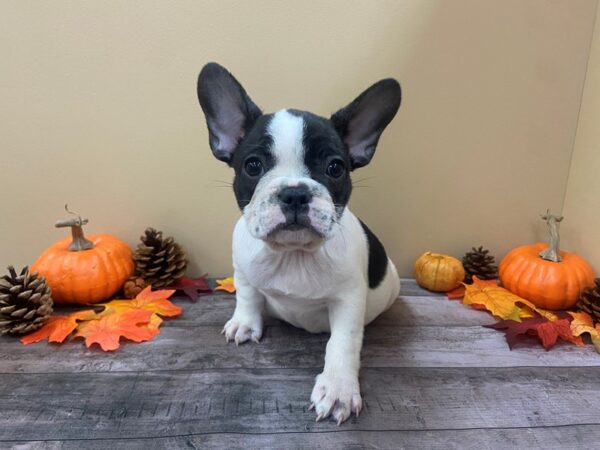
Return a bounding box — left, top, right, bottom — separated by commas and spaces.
330, 79, 401, 169
197, 63, 262, 165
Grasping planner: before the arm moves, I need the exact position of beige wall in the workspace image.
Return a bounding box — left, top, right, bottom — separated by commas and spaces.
1, 0, 597, 277
563, 3, 600, 275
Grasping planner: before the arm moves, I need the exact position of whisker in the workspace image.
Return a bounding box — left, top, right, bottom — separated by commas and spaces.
351, 176, 375, 184
208, 179, 233, 185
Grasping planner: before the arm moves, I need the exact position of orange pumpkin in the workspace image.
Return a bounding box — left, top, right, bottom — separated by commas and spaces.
499, 211, 595, 310
415, 251, 465, 292
31, 209, 134, 304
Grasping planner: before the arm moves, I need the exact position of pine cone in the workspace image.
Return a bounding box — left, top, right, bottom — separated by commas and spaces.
133, 227, 187, 288
123, 276, 148, 299
0, 266, 53, 335
462, 246, 498, 284
578, 278, 600, 323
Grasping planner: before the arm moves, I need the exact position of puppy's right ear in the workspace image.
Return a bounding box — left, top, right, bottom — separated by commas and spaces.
197, 63, 262, 164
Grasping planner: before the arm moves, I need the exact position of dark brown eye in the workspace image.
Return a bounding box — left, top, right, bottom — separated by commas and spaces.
244, 157, 263, 177
326, 159, 345, 178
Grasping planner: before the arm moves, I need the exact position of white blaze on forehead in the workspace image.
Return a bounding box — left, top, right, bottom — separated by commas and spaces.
267, 110, 308, 178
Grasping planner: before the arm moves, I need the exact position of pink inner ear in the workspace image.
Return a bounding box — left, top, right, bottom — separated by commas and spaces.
210, 109, 246, 154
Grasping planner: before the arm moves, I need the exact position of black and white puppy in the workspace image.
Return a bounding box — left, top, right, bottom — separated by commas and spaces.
197, 63, 401, 425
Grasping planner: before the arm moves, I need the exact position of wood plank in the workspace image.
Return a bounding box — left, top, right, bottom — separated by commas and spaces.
7, 425, 600, 450
2, 320, 599, 373
160, 294, 495, 328
1, 367, 599, 441
49, 285, 448, 329
399, 278, 442, 297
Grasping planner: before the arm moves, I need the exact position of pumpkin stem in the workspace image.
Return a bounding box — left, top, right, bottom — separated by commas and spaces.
55, 204, 94, 252
539, 209, 563, 262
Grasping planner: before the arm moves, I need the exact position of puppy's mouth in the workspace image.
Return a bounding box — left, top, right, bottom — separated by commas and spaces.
265, 217, 325, 251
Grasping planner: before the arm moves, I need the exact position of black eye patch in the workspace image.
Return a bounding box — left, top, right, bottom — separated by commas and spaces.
231, 114, 275, 209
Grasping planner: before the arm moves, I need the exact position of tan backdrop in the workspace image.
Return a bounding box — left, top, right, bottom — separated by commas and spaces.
1, 0, 598, 277
563, 2, 600, 274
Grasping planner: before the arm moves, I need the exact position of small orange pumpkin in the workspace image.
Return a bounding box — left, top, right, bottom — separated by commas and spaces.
499, 210, 595, 310
31, 208, 134, 304
415, 251, 465, 292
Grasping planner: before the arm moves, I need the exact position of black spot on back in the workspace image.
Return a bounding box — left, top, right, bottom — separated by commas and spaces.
359, 219, 388, 289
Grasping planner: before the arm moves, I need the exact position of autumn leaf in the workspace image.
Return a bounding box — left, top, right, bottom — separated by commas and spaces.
215, 276, 236, 294
20, 286, 182, 351
146, 313, 163, 334
171, 275, 212, 300
568, 311, 600, 353
100, 286, 181, 318
485, 314, 583, 350
446, 285, 466, 300
462, 277, 557, 321
20, 310, 97, 345
446, 278, 498, 300
74, 309, 155, 351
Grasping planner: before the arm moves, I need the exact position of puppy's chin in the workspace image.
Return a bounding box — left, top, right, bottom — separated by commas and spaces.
265, 226, 325, 252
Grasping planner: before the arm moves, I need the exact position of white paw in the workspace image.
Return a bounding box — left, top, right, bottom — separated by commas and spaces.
222, 313, 263, 345
310, 372, 362, 425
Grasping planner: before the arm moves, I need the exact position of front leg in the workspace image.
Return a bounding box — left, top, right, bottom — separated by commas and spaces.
311, 292, 366, 425
222, 270, 265, 345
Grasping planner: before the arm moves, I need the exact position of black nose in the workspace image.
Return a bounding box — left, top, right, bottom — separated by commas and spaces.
278, 186, 312, 212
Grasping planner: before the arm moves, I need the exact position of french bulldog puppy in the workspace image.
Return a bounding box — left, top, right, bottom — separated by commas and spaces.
197, 63, 401, 425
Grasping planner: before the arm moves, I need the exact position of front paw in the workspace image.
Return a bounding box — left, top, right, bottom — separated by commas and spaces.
222, 313, 263, 345
310, 372, 362, 425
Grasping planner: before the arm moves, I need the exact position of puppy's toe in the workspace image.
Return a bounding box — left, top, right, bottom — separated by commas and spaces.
332, 401, 351, 426
234, 324, 262, 345
222, 315, 263, 345
310, 372, 361, 425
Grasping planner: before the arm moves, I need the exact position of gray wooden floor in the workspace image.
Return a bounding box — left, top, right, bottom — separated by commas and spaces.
1, 280, 600, 450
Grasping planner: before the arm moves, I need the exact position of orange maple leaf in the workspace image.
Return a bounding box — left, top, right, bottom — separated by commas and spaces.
20, 310, 97, 345
20, 286, 181, 351
568, 311, 600, 353
447, 277, 497, 300
74, 309, 155, 351
215, 276, 236, 293
463, 277, 557, 321
100, 286, 181, 318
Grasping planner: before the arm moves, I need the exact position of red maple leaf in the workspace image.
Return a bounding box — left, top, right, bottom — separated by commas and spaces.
484, 314, 583, 350
171, 275, 212, 300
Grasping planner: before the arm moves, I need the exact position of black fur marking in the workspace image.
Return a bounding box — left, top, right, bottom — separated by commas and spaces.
230, 114, 274, 210
359, 220, 388, 289
288, 109, 352, 215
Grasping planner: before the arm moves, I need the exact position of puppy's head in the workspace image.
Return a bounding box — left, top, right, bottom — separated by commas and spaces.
197, 63, 400, 251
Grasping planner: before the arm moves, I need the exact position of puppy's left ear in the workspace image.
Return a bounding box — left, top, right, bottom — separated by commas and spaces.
331, 79, 401, 169
197, 63, 262, 165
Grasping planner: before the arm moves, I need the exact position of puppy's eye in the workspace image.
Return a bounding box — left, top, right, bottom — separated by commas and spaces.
326, 159, 345, 178
244, 157, 264, 177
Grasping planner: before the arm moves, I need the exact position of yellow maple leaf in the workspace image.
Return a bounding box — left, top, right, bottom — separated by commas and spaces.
463, 278, 557, 322
568, 311, 600, 353
99, 286, 181, 318
215, 276, 236, 293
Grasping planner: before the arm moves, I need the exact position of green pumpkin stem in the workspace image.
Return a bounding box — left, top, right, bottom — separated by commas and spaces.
539, 209, 563, 263
55, 204, 94, 252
